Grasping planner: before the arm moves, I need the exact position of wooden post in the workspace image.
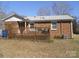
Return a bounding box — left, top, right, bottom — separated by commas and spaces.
71, 21, 73, 38
25, 21, 26, 32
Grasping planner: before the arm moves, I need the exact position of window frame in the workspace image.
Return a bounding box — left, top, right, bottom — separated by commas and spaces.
51, 20, 57, 30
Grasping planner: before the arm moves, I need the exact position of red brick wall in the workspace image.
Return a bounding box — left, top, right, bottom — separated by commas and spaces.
61, 22, 71, 37
50, 21, 72, 39
34, 22, 50, 29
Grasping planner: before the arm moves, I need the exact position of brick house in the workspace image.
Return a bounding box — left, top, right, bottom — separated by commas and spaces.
2, 13, 74, 39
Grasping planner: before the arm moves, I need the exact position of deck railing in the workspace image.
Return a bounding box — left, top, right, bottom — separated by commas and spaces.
14, 27, 50, 40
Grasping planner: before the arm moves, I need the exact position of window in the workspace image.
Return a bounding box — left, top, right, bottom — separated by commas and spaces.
30, 23, 34, 28
51, 21, 57, 30
29, 22, 36, 31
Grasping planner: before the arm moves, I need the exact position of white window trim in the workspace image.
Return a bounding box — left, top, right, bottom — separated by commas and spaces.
29, 28, 38, 31
51, 22, 57, 30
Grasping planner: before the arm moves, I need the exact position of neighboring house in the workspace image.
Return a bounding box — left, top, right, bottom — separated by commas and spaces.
1, 13, 74, 39
0, 20, 5, 37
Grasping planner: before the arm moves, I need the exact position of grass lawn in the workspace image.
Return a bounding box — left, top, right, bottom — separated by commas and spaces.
0, 34, 79, 58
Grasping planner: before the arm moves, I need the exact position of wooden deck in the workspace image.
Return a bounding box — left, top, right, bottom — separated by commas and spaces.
8, 29, 50, 40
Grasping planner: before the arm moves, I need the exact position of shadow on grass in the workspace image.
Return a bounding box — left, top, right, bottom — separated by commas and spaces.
6, 37, 54, 43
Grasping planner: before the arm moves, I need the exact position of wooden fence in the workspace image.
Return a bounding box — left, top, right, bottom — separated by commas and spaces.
13, 28, 50, 40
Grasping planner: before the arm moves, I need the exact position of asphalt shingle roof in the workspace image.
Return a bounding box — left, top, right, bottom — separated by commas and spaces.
2, 13, 74, 22
24, 15, 74, 21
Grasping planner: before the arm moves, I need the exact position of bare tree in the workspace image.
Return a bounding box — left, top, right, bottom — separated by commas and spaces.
37, 2, 72, 16
37, 7, 51, 16
52, 2, 72, 15
0, 2, 7, 19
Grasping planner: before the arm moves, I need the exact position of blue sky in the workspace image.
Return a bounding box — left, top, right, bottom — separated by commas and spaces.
1, 1, 53, 16
0, 1, 79, 18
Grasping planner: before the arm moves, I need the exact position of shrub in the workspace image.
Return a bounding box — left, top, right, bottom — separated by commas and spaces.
54, 35, 64, 39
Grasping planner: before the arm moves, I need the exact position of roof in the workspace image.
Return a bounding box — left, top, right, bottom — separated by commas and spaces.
1, 13, 27, 22
24, 15, 74, 22
2, 13, 74, 22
